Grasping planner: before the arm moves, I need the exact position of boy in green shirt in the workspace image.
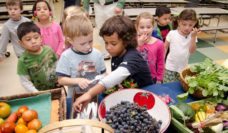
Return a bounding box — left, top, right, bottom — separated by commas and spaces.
17, 22, 58, 92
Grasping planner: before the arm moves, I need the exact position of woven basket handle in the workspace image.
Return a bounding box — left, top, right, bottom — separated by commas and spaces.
39, 119, 114, 133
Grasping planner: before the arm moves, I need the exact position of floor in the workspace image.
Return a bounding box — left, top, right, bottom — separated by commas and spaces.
0, 1, 227, 97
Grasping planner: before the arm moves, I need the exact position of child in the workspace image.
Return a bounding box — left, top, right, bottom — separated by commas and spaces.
152, 6, 172, 61
62, 5, 87, 50
17, 21, 58, 92
0, 0, 30, 61
56, 15, 106, 118
135, 12, 165, 84
73, 16, 153, 112
164, 9, 200, 83
32, 0, 64, 57
83, 0, 126, 60
152, 6, 172, 42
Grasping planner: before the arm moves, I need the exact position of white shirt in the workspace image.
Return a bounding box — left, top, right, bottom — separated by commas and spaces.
165, 30, 197, 73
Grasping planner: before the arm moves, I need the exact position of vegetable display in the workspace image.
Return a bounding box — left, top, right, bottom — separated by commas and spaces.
171, 99, 228, 133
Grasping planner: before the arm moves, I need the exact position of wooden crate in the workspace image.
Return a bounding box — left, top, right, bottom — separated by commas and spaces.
0, 88, 67, 123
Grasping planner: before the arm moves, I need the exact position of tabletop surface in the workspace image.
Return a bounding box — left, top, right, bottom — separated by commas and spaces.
143, 81, 199, 104
126, 0, 188, 3
171, 7, 228, 15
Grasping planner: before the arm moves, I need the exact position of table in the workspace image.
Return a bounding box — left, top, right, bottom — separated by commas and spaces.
143, 81, 198, 104
124, 8, 157, 17
171, 7, 228, 16
125, 0, 188, 8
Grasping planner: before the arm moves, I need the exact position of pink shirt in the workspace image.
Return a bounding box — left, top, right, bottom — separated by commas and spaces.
37, 22, 64, 57
138, 39, 165, 81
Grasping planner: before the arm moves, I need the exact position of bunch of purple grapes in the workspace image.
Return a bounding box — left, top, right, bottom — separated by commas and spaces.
105, 101, 162, 133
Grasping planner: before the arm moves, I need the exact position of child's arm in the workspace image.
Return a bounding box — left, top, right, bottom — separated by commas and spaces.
115, 0, 125, 14
164, 40, 170, 56
58, 76, 91, 90
19, 76, 38, 92
56, 24, 64, 57
83, 0, 90, 14
73, 67, 130, 112
0, 24, 10, 61
156, 42, 165, 82
189, 27, 200, 54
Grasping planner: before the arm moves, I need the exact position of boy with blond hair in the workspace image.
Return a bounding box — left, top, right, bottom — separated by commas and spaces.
0, 0, 30, 61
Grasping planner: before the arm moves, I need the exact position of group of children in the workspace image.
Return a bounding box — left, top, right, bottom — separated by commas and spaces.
0, 0, 200, 114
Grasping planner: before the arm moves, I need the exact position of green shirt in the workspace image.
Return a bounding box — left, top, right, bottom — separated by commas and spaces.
17, 46, 58, 90
83, 0, 125, 12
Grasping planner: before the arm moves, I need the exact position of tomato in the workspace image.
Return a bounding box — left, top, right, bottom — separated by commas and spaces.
133, 92, 155, 110
22, 110, 37, 122
1, 122, 15, 133
99, 102, 106, 119
17, 106, 29, 117
27, 119, 42, 131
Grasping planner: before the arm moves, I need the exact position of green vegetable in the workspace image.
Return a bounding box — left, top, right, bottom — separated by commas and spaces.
176, 102, 195, 119
170, 105, 186, 122
186, 58, 228, 102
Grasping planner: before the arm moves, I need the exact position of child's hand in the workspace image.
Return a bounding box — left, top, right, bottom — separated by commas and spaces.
78, 78, 91, 89
137, 32, 150, 46
114, 7, 122, 15
73, 93, 92, 112
191, 27, 200, 38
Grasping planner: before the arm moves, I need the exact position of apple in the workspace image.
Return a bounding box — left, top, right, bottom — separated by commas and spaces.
0, 102, 11, 119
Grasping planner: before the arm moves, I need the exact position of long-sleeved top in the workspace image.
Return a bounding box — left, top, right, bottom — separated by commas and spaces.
138, 39, 165, 82
83, 0, 125, 12
0, 16, 30, 58
36, 21, 64, 57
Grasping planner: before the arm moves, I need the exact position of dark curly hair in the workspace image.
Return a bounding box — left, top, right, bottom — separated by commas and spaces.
99, 16, 137, 49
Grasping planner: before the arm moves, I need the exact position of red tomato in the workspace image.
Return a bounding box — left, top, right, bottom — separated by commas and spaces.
133, 92, 155, 110
99, 102, 106, 119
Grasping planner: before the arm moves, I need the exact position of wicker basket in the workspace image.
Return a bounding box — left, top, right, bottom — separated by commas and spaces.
39, 119, 114, 133
0, 88, 67, 122
179, 68, 205, 99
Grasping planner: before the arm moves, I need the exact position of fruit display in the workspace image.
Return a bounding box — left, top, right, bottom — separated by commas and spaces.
0, 102, 11, 119
105, 101, 162, 133
99, 89, 171, 132
0, 103, 42, 133
171, 99, 228, 133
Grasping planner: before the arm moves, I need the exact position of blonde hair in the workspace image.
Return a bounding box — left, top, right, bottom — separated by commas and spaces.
135, 12, 154, 28
62, 6, 87, 24
63, 15, 93, 44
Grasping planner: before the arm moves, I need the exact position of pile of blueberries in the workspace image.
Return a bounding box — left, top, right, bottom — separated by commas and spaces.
105, 101, 162, 133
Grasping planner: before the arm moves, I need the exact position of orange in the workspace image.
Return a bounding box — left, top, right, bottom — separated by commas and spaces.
15, 124, 28, 133
26, 130, 37, 133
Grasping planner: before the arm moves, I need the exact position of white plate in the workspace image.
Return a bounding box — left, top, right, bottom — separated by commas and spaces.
98, 89, 171, 133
